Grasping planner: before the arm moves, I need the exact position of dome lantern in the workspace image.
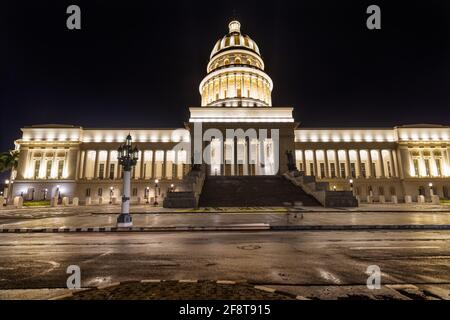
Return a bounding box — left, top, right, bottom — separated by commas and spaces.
228, 20, 241, 33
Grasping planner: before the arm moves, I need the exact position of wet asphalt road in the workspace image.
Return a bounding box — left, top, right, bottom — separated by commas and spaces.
0, 230, 450, 290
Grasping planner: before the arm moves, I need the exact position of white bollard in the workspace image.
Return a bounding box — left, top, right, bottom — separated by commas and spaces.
391, 195, 398, 204
431, 195, 440, 205
366, 195, 373, 203
62, 197, 69, 206
85, 196, 91, 205
72, 197, 79, 206
404, 195, 412, 203
14, 196, 23, 209
98, 197, 103, 205
417, 195, 425, 203
379, 195, 385, 203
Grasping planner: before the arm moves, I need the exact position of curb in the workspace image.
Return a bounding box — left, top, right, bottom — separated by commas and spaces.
271, 224, 450, 231
51, 279, 309, 300
1, 224, 450, 233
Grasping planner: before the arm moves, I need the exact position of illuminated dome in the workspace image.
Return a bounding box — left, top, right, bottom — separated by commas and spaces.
200, 20, 273, 107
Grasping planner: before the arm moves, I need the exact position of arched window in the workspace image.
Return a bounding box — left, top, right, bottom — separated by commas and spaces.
235, 57, 241, 64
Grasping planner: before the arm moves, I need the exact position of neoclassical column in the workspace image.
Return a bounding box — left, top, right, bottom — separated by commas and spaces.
82, 150, 88, 179
334, 149, 339, 178
219, 138, 224, 176
390, 149, 397, 177
367, 149, 373, 178
323, 150, 329, 178
302, 149, 307, 172
378, 149, 385, 177
151, 150, 156, 179
93, 150, 99, 179
140, 150, 145, 179
106, 150, 111, 179
259, 138, 265, 175
355, 149, 361, 178
233, 137, 238, 175
345, 149, 350, 178
245, 137, 251, 175
162, 150, 167, 179
312, 149, 318, 176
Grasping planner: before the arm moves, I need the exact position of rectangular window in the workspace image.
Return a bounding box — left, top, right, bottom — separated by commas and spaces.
34, 160, 41, 179
330, 163, 336, 178
98, 188, 103, 197
371, 162, 376, 177
98, 163, 105, 179
58, 160, 64, 179
85, 188, 91, 197
320, 163, 325, 178
340, 163, 346, 178
109, 163, 115, 179
350, 163, 356, 178
309, 163, 314, 176
360, 163, 366, 178
132, 188, 138, 197
386, 161, 391, 177
46, 161, 52, 178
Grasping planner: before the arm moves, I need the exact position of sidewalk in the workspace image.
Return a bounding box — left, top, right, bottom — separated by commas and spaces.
2, 209, 450, 232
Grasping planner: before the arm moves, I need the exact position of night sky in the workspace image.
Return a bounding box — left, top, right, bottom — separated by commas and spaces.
1, 0, 449, 154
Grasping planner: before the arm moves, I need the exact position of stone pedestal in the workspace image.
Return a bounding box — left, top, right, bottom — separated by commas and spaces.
379, 195, 385, 203
366, 195, 373, 203
85, 196, 91, 205
62, 197, 69, 206
14, 196, 23, 208
391, 195, 398, 204
431, 195, 440, 205
418, 195, 425, 203
0, 196, 5, 208
404, 195, 412, 203
73, 197, 79, 206
112, 197, 117, 204
50, 197, 58, 207
98, 197, 103, 205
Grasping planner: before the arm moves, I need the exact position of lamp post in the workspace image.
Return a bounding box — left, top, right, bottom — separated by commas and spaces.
117, 134, 139, 227
109, 187, 114, 204
154, 179, 159, 206
145, 186, 150, 204
4, 180, 9, 205
349, 179, 354, 195
43, 188, 48, 201
56, 185, 61, 204
170, 183, 175, 192
429, 182, 434, 197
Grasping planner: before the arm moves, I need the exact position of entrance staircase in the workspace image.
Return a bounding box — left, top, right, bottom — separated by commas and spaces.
198, 175, 321, 207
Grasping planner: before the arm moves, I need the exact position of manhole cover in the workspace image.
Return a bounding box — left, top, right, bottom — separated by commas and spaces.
237, 245, 261, 250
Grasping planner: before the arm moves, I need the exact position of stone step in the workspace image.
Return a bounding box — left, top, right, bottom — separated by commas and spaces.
199, 175, 321, 207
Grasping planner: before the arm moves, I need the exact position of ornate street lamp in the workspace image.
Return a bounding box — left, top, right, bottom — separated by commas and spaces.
170, 183, 175, 192
154, 179, 159, 206
145, 186, 150, 204
109, 186, 114, 204
43, 188, 48, 201
429, 182, 434, 196
349, 179, 354, 194
117, 134, 139, 227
